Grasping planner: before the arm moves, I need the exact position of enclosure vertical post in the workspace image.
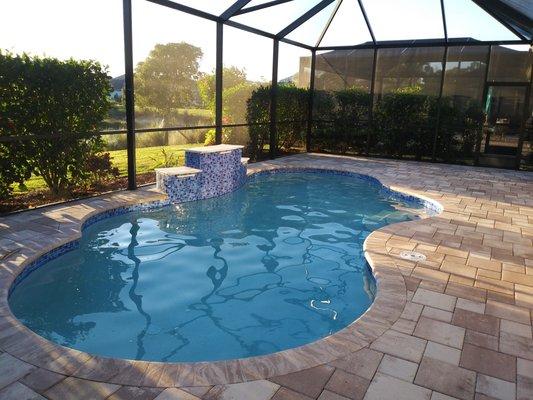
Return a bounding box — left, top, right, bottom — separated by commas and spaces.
123, 0, 136, 190
431, 46, 448, 162
475, 45, 492, 166
306, 50, 316, 153
515, 57, 533, 169
366, 48, 378, 155
270, 39, 279, 159
215, 22, 224, 145
432, 0, 448, 162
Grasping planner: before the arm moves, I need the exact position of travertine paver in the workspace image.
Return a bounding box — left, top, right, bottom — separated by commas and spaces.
328, 348, 383, 380
20, 368, 65, 393
518, 375, 533, 400
414, 358, 475, 400
365, 373, 432, 400
460, 343, 516, 382
324, 369, 370, 400
317, 390, 350, 400
270, 366, 335, 399
44, 377, 120, 399
412, 288, 456, 311
271, 387, 313, 400
0, 381, 45, 400
108, 386, 163, 400
376, 355, 418, 382
413, 317, 465, 349
154, 388, 200, 400
0, 153, 532, 399
423, 341, 461, 365
370, 329, 427, 363
0, 353, 36, 390
452, 308, 500, 336
476, 374, 516, 399
205, 381, 280, 400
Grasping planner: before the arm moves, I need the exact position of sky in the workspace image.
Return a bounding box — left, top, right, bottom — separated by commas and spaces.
0, 0, 521, 81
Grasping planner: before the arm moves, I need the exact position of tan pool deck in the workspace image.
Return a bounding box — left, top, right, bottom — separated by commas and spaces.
0, 153, 532, 400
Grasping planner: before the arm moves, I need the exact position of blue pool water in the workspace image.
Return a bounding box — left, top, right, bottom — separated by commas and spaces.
9, 172, 422, 362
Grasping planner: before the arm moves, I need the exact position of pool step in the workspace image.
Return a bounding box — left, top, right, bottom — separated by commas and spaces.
155, 167, 201, 191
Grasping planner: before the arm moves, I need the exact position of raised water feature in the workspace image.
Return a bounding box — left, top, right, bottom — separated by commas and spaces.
155, 144, 247, 203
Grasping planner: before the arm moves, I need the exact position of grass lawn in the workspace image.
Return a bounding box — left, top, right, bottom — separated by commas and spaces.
14, 143, 203, 193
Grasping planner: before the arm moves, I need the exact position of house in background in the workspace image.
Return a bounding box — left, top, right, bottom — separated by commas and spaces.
110, 74, 125, 101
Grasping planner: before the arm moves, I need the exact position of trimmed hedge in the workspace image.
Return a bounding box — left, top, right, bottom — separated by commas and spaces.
246, 84, 483, 162
0, 52, 114, 199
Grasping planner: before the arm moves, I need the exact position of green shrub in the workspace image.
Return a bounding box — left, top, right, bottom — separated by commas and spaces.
246, 86, 270, 160
313, 88, 371, 154
373, 86, 437, 159
204, 128, 232, 146
85, 153, 120, 188
0, 52, 112, 196
246, 84, 309, 160
0, 140, 31, 200
436, 98, 484, 162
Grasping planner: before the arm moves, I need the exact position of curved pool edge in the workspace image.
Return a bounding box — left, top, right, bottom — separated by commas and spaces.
0, 164, 443, 387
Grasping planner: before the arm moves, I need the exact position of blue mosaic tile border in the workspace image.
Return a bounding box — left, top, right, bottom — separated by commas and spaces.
8, 167, 442, 296
9, 200, 171, 295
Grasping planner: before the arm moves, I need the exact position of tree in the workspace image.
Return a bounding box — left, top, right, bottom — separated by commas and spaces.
0, 52, 112, 196
135, 42, 203, 119
197, 66, 247, 112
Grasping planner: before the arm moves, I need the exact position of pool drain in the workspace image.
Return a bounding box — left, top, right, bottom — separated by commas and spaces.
400, 251, 426, 262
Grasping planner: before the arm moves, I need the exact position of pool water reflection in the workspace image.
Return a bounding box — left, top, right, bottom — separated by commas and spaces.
9, 172, 421, 362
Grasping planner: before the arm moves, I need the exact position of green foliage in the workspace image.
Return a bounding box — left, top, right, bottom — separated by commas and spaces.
85, 153, 120, 188
245, 83, 484, 163
0, 51, 112, 196
246, 86, 270, 160
223, 83, 257, 146
197, 66, 247, 112
150, 148, 180, 168
276, 84, 309, 150
372, 86, 484, 160
313, 87, 371, 154
436, 98, 484, 162
204, 128, 234, 146
135, 42, 203, 119
373, 88, 437, 159
0, 141, 31, 200
246, 84, 309, 160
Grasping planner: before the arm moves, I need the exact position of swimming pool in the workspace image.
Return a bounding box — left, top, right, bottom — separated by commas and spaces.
9, 171, 423, 362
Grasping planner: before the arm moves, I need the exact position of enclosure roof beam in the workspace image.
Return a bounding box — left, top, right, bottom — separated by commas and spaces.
233, 0, 295, 16
145, 0, 313, 50
470, 0, 529, 41
316, 38, 527, 51
440, 0, 448, 43
315, 0, 343, 47
357, 0, 376, 45
277, 0, 336, 39
220, 0, 253, 21
144, 0, 220, 21
224, 19, 314, 49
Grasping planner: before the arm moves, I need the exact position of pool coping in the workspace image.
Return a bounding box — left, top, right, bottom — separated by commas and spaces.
0, 160, 443, 387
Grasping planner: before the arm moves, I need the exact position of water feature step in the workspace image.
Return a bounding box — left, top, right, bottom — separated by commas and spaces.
155, 167, 201, 191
